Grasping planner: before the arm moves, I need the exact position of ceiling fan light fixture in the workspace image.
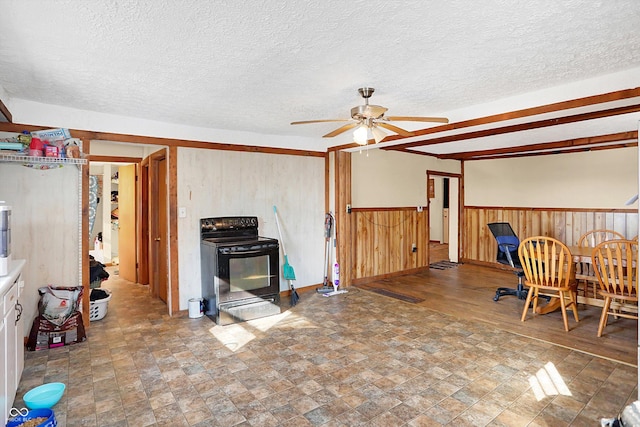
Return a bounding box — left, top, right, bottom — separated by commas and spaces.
291, 87, 448, 142
353, 123, 369, 145
371, 125, 387, 143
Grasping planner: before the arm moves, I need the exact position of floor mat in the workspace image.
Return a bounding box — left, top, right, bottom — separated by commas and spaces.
429, 261, 459, 270
359, 287, 425, 304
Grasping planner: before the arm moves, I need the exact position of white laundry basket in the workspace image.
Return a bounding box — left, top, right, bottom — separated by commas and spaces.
89, 289, 112, 321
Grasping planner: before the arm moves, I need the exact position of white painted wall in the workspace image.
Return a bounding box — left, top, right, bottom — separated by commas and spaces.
176, 147, 325, 310
465, 147, 638, 208
0, 162, 81, 334
90, 141, 150, 157
351, 149, 461, 207
351, 147, 636, 211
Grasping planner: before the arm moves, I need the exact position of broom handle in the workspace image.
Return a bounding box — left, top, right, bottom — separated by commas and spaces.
272, 206, 288, 256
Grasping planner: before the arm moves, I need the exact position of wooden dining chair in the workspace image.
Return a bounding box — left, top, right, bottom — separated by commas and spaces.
576, 229, 625, 299
519, 236, 579, 331
578, 229, 626, 248
592, 239, 638, 337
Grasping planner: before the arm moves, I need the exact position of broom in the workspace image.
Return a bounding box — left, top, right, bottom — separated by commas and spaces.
273, 206, 300, 306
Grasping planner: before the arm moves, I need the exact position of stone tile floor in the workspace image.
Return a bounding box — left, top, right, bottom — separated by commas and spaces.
12, 270, 638, 426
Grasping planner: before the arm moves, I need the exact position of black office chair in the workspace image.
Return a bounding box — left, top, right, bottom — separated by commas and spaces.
487, 222, 527, 302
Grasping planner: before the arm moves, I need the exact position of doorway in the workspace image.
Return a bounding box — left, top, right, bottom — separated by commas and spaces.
90, 144, 171, 314
89, 161, 137, 272
427, 171, 462, 263
89, 156, 146, 287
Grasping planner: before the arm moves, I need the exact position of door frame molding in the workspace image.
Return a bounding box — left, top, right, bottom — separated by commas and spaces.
426, 170, 463, 262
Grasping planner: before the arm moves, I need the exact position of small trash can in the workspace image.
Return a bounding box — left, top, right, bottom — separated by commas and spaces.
188, 298, 204, 318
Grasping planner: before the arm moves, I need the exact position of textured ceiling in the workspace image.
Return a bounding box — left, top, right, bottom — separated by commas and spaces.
0, 0, 639, 154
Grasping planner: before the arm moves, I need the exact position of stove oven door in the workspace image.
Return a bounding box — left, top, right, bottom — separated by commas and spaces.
216, 242, 280, 303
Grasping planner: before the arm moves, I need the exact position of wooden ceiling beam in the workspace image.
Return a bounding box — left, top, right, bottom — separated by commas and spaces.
386, 103, 640, 151
0, 98, 12, 123
449, 141, 638, 161
378, 87, 640, 146
433, 131, 638, 160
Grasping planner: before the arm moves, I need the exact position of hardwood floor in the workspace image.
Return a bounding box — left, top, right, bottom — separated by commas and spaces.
356, 262, 638, 366
429, 242, 449, 264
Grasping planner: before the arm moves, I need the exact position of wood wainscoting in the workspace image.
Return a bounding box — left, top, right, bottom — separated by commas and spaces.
349, 207, 429, 284
463, 206, 639, 264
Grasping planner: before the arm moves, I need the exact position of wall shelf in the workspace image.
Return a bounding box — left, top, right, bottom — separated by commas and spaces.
0, 153, 87, 166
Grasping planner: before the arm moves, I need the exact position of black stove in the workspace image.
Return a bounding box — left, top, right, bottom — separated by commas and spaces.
200, 216, 281, 325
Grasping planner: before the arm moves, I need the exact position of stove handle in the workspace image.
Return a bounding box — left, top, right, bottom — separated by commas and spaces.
218, 248, 268, 255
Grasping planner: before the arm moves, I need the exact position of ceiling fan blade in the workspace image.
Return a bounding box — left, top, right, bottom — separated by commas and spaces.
290, 119, 350, 125
377, 122, 414, 137
323, 122, 359, 138
386, 116, 449, 124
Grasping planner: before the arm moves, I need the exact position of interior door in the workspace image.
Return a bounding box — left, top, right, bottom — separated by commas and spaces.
149, 150, 168, 303
118, 164, 137, 282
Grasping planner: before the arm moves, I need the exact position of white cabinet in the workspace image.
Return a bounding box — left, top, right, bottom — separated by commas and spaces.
0, 305, 6, 425
1, 259, 26, 426
4, 285, 17, 419
15, 275, 24, 391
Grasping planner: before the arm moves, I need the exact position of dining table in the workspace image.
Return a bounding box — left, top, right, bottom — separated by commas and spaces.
534, 244, 637, 315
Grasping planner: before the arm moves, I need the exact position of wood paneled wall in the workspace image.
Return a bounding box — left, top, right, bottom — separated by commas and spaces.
464, 206, 639, 264
349, 208, 429, 283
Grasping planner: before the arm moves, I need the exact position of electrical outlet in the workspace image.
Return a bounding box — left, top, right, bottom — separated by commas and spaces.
178, 207, 187, 218
347, 204, 352, 214
412, 243, 417, 253
417, 206, 423, 212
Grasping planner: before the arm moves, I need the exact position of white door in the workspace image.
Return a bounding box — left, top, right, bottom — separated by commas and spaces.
448, 177, 460, 263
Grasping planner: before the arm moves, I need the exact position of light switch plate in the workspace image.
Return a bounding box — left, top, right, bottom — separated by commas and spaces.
178, 207, 187, 218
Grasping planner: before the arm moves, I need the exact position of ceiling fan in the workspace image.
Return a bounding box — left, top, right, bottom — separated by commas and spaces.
291, 87, 449, 145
